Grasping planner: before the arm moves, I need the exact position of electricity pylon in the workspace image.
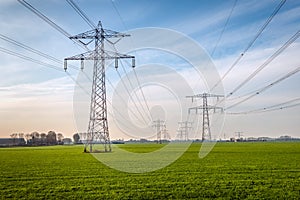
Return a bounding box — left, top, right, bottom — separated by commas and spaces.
152, 119, 165, 144
162, 127, 170, 141
187, 93, 223, 141
64, 21, 134, 153
235, 131, 244, 139
177, 121, 192, 141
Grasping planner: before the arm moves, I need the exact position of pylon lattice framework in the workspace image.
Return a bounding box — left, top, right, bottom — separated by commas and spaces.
64, 21, 135, 152
187, 93, 224, 141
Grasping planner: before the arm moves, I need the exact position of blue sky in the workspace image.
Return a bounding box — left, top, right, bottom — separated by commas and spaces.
0, 0, 299, 139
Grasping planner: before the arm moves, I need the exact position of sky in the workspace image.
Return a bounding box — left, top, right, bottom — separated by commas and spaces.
0, 0, 299, 140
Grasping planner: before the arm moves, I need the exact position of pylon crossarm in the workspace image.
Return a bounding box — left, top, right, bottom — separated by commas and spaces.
187, 93, 224, 98
189, 105, 223, 110
64, 50, 134, 61
104, 50, 134, 59
103, 29, 130, 38
70, 29, 98, 39
64, 51, 94, 60
69, 29, 130, 40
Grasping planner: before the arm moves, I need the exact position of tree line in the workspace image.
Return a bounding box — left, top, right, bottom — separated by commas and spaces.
10, 131, 65, 146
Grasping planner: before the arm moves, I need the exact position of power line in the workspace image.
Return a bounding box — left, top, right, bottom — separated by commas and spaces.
106, 40, 153, 123
115, 68, 149, 125
18, 0, 71, 38
227, 97, 300, 115
65, 71, 90, 95
133, 69, 152, 120
0, 32, 97, 93
118, 58, 152, 122
109, 0, 153, 121
227, 30, 300, 97
110, 0, 128, 31
0, 32, 99, 97
67, 71, 145, 135
211, 0, 238, 57
226, 65, 300, 109
0, 32, 95, 96
0, 33, 79, 71
108, 41, 152, 122
0, 34, 59, 63
71, 72, 150, 134
106, 77, 144, 124
0, 45, 92, 96
212, 0, 287, 90
261, 102, 300, 113
256, 98, 300, 111
17, 0, 88, 51
62, 70, 139, 132
0, 46, 64, 72
0, 45, 90, 101
66, 0, 96, 29
75, 60, 149, 127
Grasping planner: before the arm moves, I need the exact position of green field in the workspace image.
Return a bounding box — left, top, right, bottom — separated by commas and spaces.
1, 142, 300, 199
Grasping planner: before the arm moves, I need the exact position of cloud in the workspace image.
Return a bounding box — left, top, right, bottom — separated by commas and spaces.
0, 76, 76, 137
0, 76, 74, 106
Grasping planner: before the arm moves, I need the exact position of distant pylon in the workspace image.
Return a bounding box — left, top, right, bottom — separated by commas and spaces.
64, 21, 135, 152
235, 131, 244, 139
187, 93, 224, 141
162, 127, 170, 141
152, 119, 165, 144
177, 121, 192, 141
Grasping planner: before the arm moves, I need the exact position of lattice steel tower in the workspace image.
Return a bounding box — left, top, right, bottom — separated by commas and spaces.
64, 21, 134, 152
152, 119, 166, 144
177, 121, 192, 141
187, 93, 223, 141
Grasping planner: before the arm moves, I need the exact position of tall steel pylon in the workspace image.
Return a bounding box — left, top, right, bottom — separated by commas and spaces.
64, 21, 134, 152
187, 93, 224, 141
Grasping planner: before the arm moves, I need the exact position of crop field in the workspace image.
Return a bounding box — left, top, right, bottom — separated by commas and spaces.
0, 142, 300, 199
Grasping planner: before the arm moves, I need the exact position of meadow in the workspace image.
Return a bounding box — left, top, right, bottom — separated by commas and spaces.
0, 142, 300, 199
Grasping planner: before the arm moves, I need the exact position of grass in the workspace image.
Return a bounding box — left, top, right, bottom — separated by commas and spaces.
0, 142, 300, 199
118, 143, 168, 153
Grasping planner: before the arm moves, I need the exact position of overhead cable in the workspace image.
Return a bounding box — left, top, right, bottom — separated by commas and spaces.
211, 0, 287, 90
226, 65, 300, 109
227, 30, 300, 97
